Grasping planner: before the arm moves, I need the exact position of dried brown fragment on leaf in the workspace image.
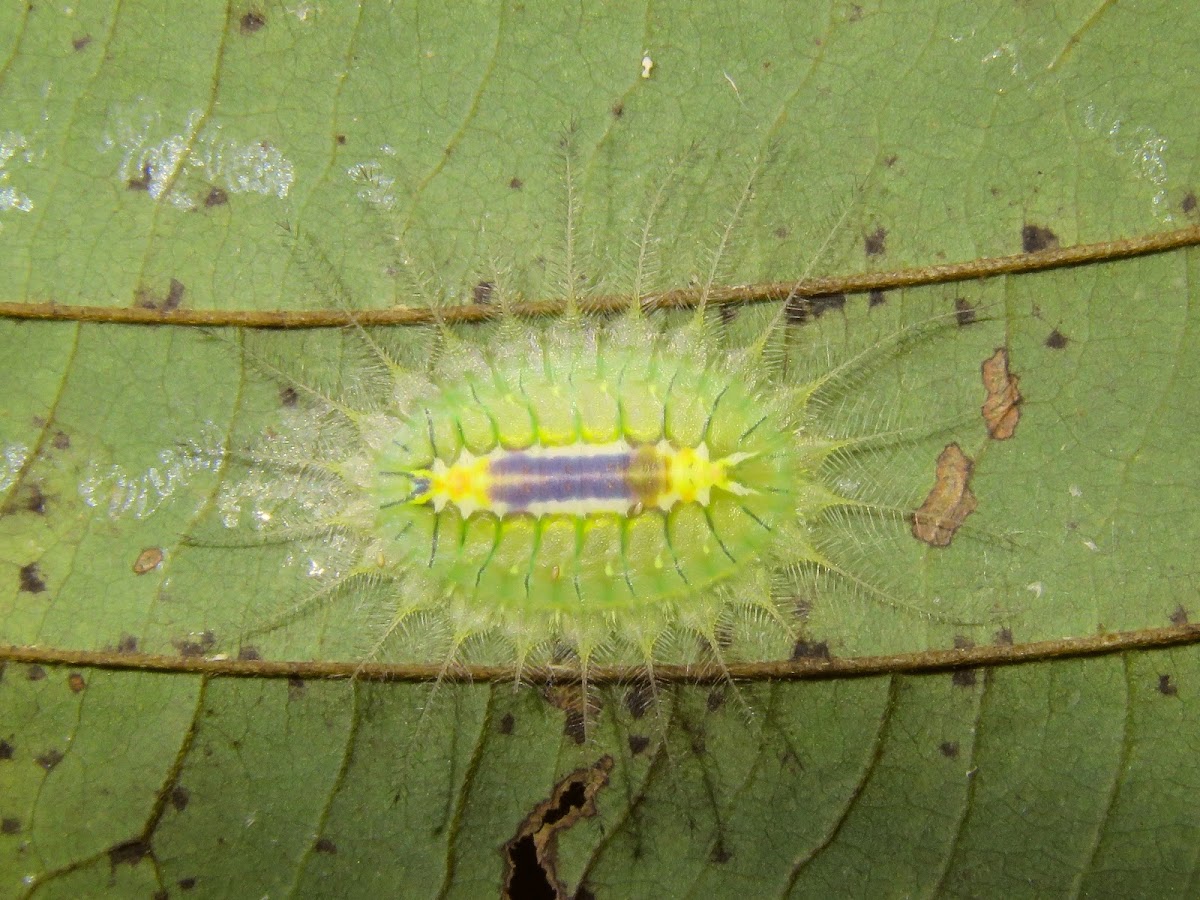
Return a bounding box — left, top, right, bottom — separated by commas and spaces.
981, 347, 1022, 440
912, 443, 977, 548
503, 757, 614, 900
133, 547, 164, 575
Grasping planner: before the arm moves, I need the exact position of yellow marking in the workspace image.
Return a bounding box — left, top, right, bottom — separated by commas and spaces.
426, 452, 491, 516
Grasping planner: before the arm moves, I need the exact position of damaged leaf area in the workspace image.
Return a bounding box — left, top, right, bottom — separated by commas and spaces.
504, 756, 614, 900
911, 443, 978, 548
981, 347, 1022, 440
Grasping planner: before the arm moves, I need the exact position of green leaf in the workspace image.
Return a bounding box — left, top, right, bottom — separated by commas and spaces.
2, 1, 1199, 896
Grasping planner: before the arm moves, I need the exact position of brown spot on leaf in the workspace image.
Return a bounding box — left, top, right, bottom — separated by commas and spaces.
19, 563, 46, 594
711, 842, 733, 864
314, 837, 337, 854
108, 838, 151, 868
335, 133, 347, 146
204, 187, 229, 208
981, 348, 1022, 440
939, 741, 960, 758
178, 877, 197, 891
498, 713, 515, 735
952, 669, 977, 688
173, 631, 216, 658
1182, 192, 1196, 214
509, 177, 523, 190
239, 11, 266, 33
1021, 224, 1059, 253
473, 281, 495, 304
0, 739, 13, 760
279, 386, 299, 407
1044, 328, 1069, 350
912, 444, 977, 547
868, 289, 887, 307
786, 294, 846, 325
127, 164, 153, 191
706, 689, 726, 712
52, 431, 70, 450
953, 635, 975, 650
503, 757, 614, 900
792, 639, 831, 661
624, 683, 652, 719
67, 672, 86, 693
994, 627, 1014, 646
611, 101, 624, 118
27, 665, 46, 681
117, 634, 139, 653
774, 226, 790, 239
1170, 606, 1189, 627
24, 484, 46, 514
287, 676, 306, 700
1158, 674, 1178, 696
541, 684, 596, 744
237, 646, 262, 661
864, 225, 887, 256
71, 34, 93, 51
0, 817, 20, 834
36, 749, 64, 771
954, 297, 977, 326
628, 735, 650, 755
170, 785, 190, 812
135, 278, 186, 312
133, 547, 164, 575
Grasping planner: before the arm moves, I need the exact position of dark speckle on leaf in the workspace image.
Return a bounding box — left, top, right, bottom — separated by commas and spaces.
509, 177, 523, 190
237, 646, 263, 661
314, 837, 337, 854
19, 563, 46, 594
939, 741, 960, 758
1158, 674, 1178, 696
1044, 329, 1069, 350
498, 713, 515, 735
170, 785, 191, 812
954, 298, 977, 326
1170, 606, 1189, 627
52, 431, 70, 450
27, 665, 46, 681
994, 627, 1014, 646
239, 11, 266, 33
204, 187, 229, 208
36, 749, 64, 771
952, 669, 977, 688
178, 877, 197, 891
868, 289, 886, 307
117, 634, 139, 653
71, 34, 93, 51
0, 739, 14, 760
1021, 224, 1059, 253
864, 226, 887, 256
1, 818, 19, 834
1183, 192, 1196, 214
108, 838, 151, 868
792, 639, 830, 660
628, 735, 650, 755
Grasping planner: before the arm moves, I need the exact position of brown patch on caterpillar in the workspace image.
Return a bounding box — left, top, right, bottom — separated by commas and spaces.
132, 547, 165, 575
981, 348, 1022, 440
911, 443, 977, 548
503, 756, 614, 900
